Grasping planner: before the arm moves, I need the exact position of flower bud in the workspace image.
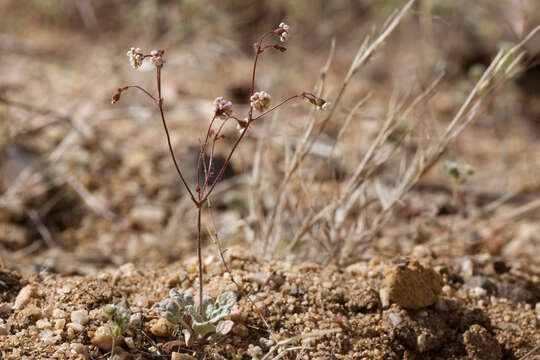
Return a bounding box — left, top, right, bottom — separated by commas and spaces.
274, 22, 290, 42
273, 44, 287, 53
213, 97, 233, 119
111, 88, 123, 104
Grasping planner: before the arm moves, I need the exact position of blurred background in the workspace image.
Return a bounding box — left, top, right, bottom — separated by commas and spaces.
1, 0, 539, 274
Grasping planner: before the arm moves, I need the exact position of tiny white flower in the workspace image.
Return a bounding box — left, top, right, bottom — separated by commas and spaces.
250, 91, 271, 112
150, 49, 164, 67
278, 22, 290, 42
321, 102, 329, 111
127, 47, 144, 69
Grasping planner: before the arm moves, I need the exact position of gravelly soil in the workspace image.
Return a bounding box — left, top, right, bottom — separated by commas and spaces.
1, 247, 539, 359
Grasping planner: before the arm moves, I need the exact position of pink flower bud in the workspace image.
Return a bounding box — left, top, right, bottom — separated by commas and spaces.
111, 88, 123, 104
213, 97, 233, 119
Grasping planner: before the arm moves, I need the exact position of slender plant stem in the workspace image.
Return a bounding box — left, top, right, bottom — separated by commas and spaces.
121, 85, 157, 102
252, 94, 302, 121
197, 205, 203, 314
155, 67, 197, 204
202, 118, 229, 193
198, 115, 218, 189
202, 127, 248, 201
248, 31, 273, 121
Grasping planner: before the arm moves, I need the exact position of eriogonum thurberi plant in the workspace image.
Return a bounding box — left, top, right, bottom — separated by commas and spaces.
112, 22, 329, 315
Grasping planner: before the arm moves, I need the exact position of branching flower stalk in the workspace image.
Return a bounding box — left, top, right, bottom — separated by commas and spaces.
112, 24, 328, 313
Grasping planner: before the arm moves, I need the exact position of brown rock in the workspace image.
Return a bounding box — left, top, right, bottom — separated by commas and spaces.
384, 258, 442, 309
149, 318, 175, 337
463, 325, 502, 360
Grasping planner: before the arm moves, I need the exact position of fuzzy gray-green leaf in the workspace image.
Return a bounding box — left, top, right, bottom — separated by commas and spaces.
152, 299, 181, 326
216, 320, 234, 335
169, 289, 194, 310
192, 321, 216, 337
202, 296, 215, 320
216, 292, 237, 309
208, 306, 229, 323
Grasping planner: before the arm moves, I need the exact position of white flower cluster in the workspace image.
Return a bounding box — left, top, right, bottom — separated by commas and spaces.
278, 22, 290, 42
150, 50, 164, 67
250, 91, 271, 112
127, 47, 144, 69
213, 97, 233, 119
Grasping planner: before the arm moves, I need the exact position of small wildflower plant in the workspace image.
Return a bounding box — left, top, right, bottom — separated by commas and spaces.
112, 22, 328, 315
152, 289, 236, 343
444, 161, 474, 209
103, 304, 130, 338
102, 304, 130, 360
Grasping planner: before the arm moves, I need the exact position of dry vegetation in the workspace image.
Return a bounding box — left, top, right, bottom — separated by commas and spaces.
1, 1, 539, 359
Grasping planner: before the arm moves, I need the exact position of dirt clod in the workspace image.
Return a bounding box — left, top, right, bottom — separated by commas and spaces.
384, 259, 442, 309
463, 324, 502, 360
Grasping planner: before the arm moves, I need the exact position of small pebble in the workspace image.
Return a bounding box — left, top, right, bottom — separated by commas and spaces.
379, 288, 390, 308
71, 309, 89, 325
247, 273, 269, 286
388, 312, 402, 326
91, 325, 115, 351
39, 329, 60, 344
149, 318, 174, 337
55, 319, 66, 330
36, 319, 52, 329
259, 337, 275, 349
52, 308, 66, 319
14, 285, 34, 310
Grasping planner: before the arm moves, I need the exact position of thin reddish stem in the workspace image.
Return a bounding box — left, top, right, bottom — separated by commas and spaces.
197, 206, 203, 314
198, 115, 218, 191
202, 126, 248, 201
248, 31, 274, 121
252, 94, 302, 122
155, 67, 197, 204
202, 118, 229, 193
121, 85, 157, 103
